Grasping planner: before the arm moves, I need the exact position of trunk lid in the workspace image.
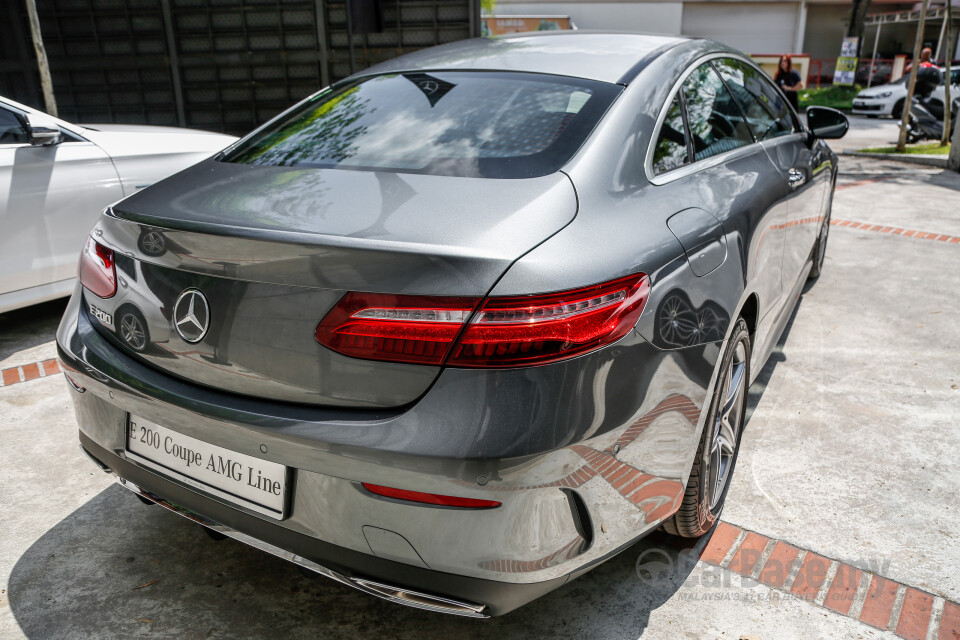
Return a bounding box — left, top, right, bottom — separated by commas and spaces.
90, 159, 577, 407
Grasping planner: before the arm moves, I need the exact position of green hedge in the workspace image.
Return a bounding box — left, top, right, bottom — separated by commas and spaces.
798, 85, 862, 111
858, 142, 951, 156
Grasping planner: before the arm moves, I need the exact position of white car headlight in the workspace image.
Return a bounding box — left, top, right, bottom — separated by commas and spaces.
876, 91, 893, 99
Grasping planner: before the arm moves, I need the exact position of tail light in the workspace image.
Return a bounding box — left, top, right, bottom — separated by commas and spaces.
314, 293, 480, 366
449, 273, 649, 367
362, 483, 501, 509
77, 236, 116, 299
316, 273, 649, 368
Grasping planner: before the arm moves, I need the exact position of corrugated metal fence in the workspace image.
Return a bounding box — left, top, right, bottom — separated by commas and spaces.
1, 0, 479, 135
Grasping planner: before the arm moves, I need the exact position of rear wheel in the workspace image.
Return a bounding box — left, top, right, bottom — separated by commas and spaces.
663, 318, 750, 538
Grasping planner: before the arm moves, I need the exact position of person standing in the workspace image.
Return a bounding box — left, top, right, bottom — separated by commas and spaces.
775, 55, 803, 112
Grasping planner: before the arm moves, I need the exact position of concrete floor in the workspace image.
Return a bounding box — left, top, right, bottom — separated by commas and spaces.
1, 116, 958, 639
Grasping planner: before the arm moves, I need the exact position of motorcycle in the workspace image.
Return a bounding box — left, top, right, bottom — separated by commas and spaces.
906, 94, 960, 143
905, 67, 959, 143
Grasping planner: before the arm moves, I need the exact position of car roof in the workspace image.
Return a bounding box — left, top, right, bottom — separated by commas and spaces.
354, 31, 691, 85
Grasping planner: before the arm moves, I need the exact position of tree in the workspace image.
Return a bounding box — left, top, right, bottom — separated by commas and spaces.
847, 0, 873, 57
949, 107, 960, 170
897, 0, 931, 153
943, 0, 953, 148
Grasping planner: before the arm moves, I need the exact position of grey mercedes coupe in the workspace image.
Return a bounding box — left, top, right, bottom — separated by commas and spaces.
57, 32, 847, 617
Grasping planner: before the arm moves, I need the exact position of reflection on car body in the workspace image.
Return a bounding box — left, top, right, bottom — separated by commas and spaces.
0, 96, 236, 314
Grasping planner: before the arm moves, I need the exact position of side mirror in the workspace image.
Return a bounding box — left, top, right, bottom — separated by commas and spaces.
25, 113, 61, 146
805, 106, 849, 140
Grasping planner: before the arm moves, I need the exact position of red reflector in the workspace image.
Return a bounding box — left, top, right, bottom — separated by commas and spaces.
315, 293, 480, 365
448, 273, 649, 367
77, 236, 117, 298
361, 483, 501, 508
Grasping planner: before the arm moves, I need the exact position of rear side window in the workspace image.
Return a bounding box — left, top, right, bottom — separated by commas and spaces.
221, 71, 621, 179
652, 94, 690, 174
681, 63, 753, 161
713, 58, 796, 141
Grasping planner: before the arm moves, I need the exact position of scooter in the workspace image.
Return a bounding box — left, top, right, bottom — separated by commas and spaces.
906, 94, 960, 143
905, 68, 959, 143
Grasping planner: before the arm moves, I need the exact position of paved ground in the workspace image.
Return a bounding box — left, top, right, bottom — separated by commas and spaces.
2, 117, 959, 639
828, 115, 901, 152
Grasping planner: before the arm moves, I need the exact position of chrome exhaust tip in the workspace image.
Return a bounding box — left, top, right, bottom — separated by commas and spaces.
350, 578, 488, 617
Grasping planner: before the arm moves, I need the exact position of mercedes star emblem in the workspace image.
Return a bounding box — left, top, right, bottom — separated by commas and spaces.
419, 80, 439, 94
173, 289, 210, 343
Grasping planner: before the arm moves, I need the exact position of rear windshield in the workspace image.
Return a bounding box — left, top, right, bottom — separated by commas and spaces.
220, 71, 621, 179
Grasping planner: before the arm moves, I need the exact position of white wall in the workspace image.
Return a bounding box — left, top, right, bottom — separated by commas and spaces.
803, 3, 849, 59
492, 2, 683, 35
681, 2, 800, 55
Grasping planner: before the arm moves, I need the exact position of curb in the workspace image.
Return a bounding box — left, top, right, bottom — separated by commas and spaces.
831, 219, 960, 244
842, 150, 948, 168
702, 522, 960, 640
0, 358, 61, 388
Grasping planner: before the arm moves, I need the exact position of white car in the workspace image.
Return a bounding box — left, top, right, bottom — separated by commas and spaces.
0, 96, 237, 314
852, 68, 960, 118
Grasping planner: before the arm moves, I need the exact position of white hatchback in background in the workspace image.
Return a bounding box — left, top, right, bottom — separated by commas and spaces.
852, 69, 960, 118
0, 96, 237, 314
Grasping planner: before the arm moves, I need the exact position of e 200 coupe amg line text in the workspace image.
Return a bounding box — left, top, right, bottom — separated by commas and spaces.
58, 32, 847, 617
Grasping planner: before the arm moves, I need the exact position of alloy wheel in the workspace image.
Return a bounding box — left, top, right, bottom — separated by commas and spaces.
120, 313, 147, 351
708, 339, 747, 510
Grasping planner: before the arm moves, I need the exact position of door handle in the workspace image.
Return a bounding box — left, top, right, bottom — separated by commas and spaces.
788, 167, 807, 188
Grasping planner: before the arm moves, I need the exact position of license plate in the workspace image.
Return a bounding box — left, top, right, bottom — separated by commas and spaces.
126, 416, 288, 519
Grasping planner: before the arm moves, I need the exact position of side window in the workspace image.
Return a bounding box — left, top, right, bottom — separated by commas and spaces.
714, 58, 796, 141
0, 107, 30, 145
652, 94, 690, 175
681, 63, 754, 161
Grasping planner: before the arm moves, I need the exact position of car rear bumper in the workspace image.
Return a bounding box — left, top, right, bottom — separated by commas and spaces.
57, 284, 721, 615
78, 434, 561, 617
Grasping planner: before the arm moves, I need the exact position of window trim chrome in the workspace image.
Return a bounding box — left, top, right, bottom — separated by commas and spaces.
644, 52, 798, 186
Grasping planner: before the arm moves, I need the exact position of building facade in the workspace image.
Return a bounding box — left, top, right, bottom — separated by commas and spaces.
491, 0, 946, 61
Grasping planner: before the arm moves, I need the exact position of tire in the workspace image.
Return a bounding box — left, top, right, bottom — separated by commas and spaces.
808, 192, 832, 280
663, 318, 751, 538
892, 99, 905, 120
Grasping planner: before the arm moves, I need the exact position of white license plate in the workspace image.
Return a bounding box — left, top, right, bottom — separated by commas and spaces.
126, 416, 288, 519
